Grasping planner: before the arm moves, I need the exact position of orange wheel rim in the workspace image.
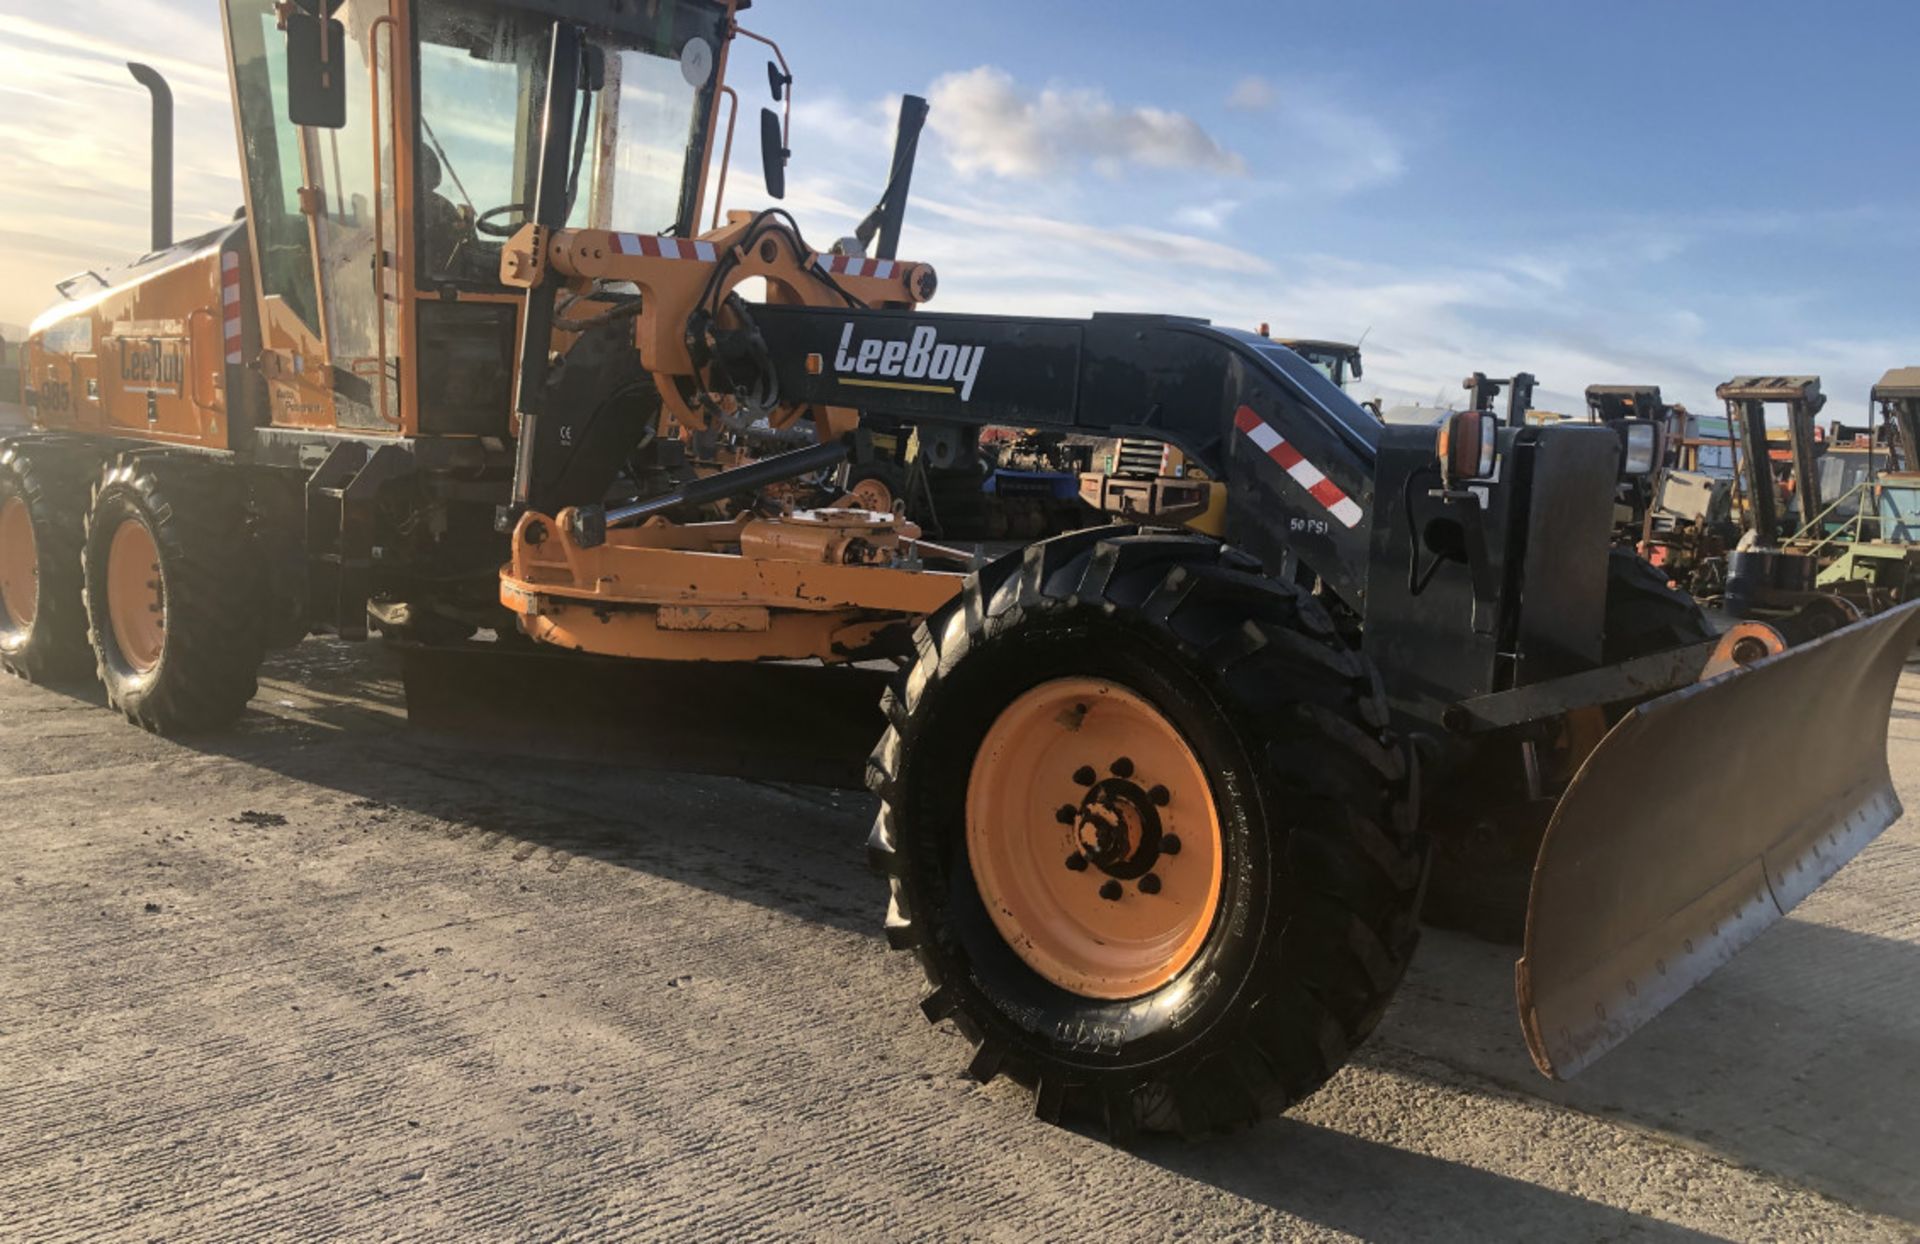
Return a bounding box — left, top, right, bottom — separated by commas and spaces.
849, 476, 896, 513
0, 496, 37, 628
107, 518, 164, 674
966, 677, 1225, 999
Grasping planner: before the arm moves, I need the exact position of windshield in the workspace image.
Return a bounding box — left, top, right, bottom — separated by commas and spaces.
414, 0, 724, 288
1290, 346, 1353, 388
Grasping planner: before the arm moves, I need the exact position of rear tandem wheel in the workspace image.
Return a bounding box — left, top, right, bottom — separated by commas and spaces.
868, 527, 1426, 1138
0, 442, 94, 683
82, 456, 267, 733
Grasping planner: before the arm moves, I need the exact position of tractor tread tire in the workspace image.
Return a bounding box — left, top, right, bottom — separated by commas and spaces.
0, 441, 94, 683
83, 455, 266, 734
868, 526, 1425, 1139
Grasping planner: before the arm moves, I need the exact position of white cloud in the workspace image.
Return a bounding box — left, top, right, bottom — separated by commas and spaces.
1221, 73, 1405, 196
926, 66, 1244, 179
1173, 198, 1242, 232
1227, 75, 1276, 111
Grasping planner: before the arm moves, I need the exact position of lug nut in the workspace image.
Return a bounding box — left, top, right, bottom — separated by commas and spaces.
1111, 757, 1134, 779
1072, 766, 1097, 786
1055, 804, 1077, 825
1065, 852, 1088, 871
1099, 880, 1123, 901
1138, 873, 1162, 895
1162, 834, 1182, 856
1148, 785, 1170, 806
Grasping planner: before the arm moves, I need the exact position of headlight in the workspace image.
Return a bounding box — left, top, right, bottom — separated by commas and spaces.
1437, 410, 1498, 489
1620, 420, 1658, 476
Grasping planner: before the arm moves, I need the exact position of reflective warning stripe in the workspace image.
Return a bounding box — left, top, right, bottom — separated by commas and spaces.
220, 252, 244, 365
1234, 404, 1364, 528
609, 234, 719, 262
821, 255, 895, 279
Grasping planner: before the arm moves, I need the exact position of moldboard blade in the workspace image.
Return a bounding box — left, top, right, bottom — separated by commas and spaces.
1516, 599, 1920, 1080
401, 641, 889, 790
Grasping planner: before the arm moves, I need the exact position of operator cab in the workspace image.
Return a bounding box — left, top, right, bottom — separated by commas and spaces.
221, 0, 734, 436
1276, 338, 1363, 391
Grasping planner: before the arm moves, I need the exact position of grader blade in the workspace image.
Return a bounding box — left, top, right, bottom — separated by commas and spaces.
1516, 599, 1920, 1079
401, 643, 887, 789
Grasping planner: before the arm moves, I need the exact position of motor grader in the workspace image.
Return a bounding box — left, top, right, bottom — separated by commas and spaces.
6, 0, 1918, 1141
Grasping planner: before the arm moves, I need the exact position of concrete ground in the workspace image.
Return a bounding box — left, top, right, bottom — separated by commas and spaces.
1, 641, 1917, 1242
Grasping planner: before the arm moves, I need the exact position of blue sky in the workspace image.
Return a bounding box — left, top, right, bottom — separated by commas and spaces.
3, 1, 1916, 414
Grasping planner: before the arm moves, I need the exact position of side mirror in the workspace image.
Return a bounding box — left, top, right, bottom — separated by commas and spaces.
760, 107, 788, 199
285, 12, 346, 129
1349, 355, 1363, 381
767, 60, 791, 101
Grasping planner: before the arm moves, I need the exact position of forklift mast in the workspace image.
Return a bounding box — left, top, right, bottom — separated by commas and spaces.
1871, 368, 1920, 473
1716, 375, 1826, 545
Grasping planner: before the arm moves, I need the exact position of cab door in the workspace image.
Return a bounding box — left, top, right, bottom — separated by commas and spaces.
223, 0, 401, 432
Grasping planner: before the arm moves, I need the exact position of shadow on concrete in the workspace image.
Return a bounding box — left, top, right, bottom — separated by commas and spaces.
166, 639, 1920, 1227
1146, 1118, 1728, 1243
1380, 922, 1920, 1225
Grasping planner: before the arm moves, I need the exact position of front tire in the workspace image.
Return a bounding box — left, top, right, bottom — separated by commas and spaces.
868, 528, 1424, 1138
83, 456, 266, 733
0, 442, 93, 683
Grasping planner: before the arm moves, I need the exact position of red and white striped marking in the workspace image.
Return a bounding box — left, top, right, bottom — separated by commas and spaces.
608, 233, 719, 262
1234, 405, 1364, 528
220, 252, 244, 365
820, 255, 896, 279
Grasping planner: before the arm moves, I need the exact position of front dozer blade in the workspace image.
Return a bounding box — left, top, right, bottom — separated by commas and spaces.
1516, 600, 1920, 1080
400, 642, 888, 789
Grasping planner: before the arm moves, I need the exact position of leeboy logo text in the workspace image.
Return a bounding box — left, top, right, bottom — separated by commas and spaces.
833, 323, 984, 401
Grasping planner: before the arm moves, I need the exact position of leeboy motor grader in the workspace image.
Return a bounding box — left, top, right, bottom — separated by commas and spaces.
8, 0, 1918, 1139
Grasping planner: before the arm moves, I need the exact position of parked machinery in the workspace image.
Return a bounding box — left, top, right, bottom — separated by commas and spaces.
5, 1, 1919, 1142
1773, 371, 1920, 615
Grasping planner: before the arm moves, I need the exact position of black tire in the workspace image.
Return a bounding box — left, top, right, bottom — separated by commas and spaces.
0, 442, 94, 683
83, 456, 266, 733
867, 527, 1425, 1138
845, 459, 910, 514
1602, 547, 1713, 663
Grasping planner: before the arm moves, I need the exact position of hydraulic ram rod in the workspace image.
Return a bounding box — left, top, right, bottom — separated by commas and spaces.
570, 437, 852, 546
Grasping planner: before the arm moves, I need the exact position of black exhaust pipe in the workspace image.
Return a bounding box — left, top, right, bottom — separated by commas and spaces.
856, 94, 929, 261
127, 63, 174, 253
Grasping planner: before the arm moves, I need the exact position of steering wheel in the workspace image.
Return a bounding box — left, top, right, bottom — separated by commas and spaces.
474, 203, 531, 240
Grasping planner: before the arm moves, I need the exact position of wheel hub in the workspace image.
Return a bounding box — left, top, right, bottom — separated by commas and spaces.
1073, 777, 1163, 879
966, 677, 1225, 1000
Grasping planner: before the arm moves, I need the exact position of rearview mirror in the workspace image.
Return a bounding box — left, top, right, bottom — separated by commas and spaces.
285, 12, 346, 129
760, 107, 787, 199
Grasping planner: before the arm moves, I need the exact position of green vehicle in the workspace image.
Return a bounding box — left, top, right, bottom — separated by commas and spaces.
1784, 370, 1920, 614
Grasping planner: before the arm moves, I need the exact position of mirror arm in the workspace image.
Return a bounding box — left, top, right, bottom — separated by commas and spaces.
732, 24, 792, 144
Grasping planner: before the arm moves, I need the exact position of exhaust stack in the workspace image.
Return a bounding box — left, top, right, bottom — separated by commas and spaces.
126, 63, 174, 253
